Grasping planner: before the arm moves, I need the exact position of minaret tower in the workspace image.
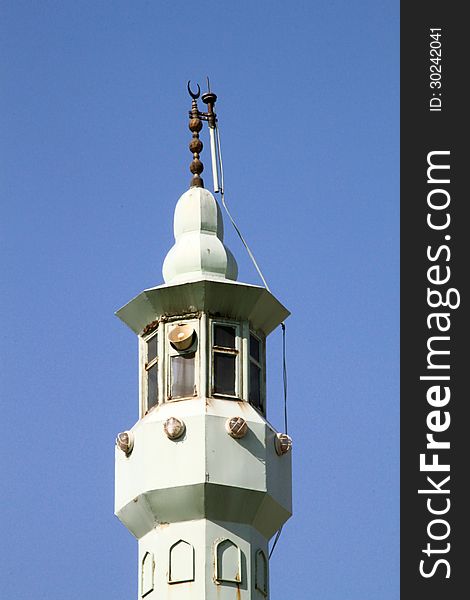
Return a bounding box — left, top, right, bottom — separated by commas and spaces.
115, 83, 292, 600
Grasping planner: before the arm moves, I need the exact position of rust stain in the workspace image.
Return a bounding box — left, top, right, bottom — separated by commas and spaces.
236, 582, 241, 600
160, 311, 200, 323
142, 319, 159, 336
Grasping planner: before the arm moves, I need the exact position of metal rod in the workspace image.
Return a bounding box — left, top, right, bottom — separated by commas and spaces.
209, 126, 220, 193
201, 82, 219, 192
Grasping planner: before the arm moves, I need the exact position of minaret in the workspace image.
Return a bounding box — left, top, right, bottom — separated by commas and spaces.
115, 84, 292, 600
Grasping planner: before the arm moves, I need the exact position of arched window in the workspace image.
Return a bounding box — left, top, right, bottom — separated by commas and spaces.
168, 540, 194, 583
215, 539, 242, 583
141, 551, 154, 597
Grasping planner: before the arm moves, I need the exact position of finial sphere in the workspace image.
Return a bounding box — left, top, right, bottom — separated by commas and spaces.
189, 118, 203, 133
189, 138, 203, 153
190, 159, 204, 175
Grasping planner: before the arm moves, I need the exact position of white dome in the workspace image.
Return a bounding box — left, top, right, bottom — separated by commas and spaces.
162, 187, 238, 284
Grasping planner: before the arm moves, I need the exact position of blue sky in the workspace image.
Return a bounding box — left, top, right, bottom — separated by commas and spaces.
1, 2, 399, 598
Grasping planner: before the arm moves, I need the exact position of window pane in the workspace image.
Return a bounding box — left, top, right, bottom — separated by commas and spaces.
250, 334, 260, 363
171, 353, 195, 398
214, 325, 236, 349
147, 364, 158, 410
214, 353, 236, 395
147, 334, 158, 363
249, 362, 261, 408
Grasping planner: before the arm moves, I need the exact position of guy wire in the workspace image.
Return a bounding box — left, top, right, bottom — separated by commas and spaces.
214, 121, 289, 559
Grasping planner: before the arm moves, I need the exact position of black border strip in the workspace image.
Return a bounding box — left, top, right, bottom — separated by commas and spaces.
401, 4, 467, 598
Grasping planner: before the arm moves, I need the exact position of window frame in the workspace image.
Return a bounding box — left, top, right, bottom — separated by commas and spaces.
166, 319, 199, 401
249, 330, 264, 413
142, 328, 159, 415
210, 320, 241, 399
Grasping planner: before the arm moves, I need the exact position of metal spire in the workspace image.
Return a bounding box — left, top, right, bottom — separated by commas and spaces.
187, 81, 204, 188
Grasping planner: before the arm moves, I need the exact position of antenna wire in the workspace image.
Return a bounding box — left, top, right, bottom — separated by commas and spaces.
214, 123, 290, 560
215, 124, 271, 293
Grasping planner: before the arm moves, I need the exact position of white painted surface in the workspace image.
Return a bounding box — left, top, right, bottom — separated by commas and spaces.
162, 187, 238, 284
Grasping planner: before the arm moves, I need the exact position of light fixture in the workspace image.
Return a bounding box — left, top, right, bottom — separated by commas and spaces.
164, 417, 186, 440
116, 430, 134, 456
225, 417, 248, 439
168, 322, 195, 350
274, 432, 292, 456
